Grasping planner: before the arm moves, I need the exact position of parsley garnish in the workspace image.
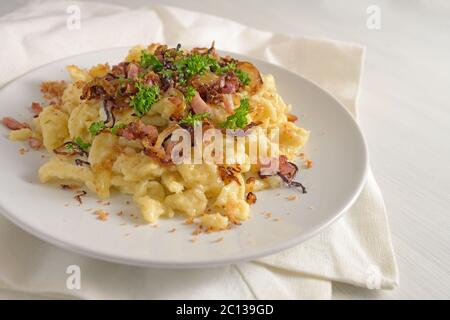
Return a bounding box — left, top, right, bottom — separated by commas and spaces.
219, 62, 250, 86
111, 123, 126, 135
221, 98, 250, 129
179, 112, 209, 126
74, 137, 91, 152
185, 86, 197, 104
140, 51, 163, 71
65, 142, 74, 151
160, 69, 173, 78
175, 54, 220, 82
235, 69, 250, 86
88, 121, 106, 136
130, 83, 160, 117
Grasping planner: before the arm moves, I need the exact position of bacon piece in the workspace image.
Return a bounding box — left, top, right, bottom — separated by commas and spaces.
28, 137, 42, 150
127, 63, 139, 80
140, 123, 158, 139
31, 102, 43, 116
220, 74, 240, 94
117, 121, 158, 143
190, 92, 210, 114
278, 155, 298, 182
2, 117, 29, 130
111, 62, 128, 78
259, 155, 297, 182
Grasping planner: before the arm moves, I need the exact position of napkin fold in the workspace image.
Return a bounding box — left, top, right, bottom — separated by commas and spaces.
0, 0, 398, 299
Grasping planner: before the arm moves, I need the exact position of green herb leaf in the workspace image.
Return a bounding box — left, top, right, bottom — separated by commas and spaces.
130, 83, 160, 117
65, 143, 74, 151
219, 62, 250, 86
221, 98, 250, 129
235, 69, 250, 86
179, 112, 209, 126
184, 86, 197, 104
174, 54, 220, 80
140, 51, 163, 71
88, 121, 106, 136
160, 69, 173, 78
74, 137, 91, 152
111, 123, 126, 135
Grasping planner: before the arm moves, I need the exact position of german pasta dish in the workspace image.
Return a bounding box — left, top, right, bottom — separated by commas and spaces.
2, 43, 310, 232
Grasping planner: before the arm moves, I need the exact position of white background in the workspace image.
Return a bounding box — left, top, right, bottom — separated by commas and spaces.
0, 0, 449, 300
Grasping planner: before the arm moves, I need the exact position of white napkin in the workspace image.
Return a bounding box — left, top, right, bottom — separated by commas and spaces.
0, 0, 398, 299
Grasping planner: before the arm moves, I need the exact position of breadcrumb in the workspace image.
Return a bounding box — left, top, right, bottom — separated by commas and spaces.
286, 195, 298, 201
95, 209, 109, 221
168, 228, 176, 233
19, 148, 28, 155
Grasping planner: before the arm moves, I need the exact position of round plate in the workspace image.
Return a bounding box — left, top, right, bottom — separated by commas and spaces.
0, 48, 368, 268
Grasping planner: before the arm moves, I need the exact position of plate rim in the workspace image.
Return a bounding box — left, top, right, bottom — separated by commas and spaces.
0, 47, 369, 268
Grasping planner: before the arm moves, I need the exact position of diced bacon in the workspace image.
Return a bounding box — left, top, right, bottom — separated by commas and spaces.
117, 121, 158, 143
31, 102, 43, 116
190, 92, 210, 114
127, 63, 139, 80
29, 137, 42, 150
141, 124, 158, 141
2, 117, 29, 130
278, 155, 298, 182
119, 127, 135, 140
223, 94, 235, 114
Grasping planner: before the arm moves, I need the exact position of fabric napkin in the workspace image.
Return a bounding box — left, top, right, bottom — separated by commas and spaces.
0, 0, 398, 299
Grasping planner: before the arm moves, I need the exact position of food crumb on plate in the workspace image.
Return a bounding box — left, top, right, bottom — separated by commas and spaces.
286, 195, 298, 201
95, 209, 109, 221
168, 228, 176, 233
19, 147, 28, 155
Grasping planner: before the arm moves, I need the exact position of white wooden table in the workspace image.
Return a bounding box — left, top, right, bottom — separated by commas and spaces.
0, 0, 448, 300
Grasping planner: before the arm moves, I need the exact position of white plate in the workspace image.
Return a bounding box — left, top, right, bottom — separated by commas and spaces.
0, 48, 368, 268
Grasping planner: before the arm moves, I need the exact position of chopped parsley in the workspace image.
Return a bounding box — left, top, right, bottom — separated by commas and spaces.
74, 137, 91, 152
140, 50, 163, 71
184, 86, 197, 103
130, 82, 160, 117
179, 112, 209, 126
111, 123, 126, 135
159, 69, 173, 78
174, 54, 220, 83
219, 61, 250, 86
88, 121, 106, 136
65, 142, 74, 151
221, 98, 250, 129
235, 69, 250, 86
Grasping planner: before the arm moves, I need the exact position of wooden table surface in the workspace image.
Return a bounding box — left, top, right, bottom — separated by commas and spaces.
0, 0, 449, 299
